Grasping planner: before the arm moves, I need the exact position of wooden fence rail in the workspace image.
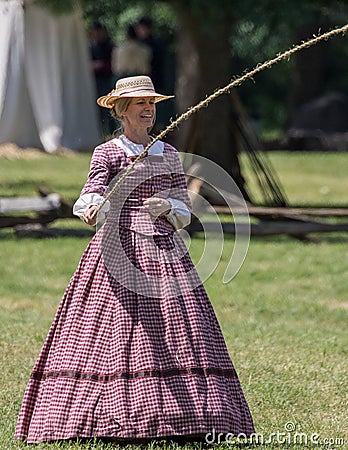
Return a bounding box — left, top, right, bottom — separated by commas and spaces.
1, 187, 348, 238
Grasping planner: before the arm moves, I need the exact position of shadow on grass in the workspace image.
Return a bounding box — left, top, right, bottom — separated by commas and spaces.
2, 223, 348, 243
52, 435, 316, 449
0, 224, 94, 240
52, 435, 211, 449
190, 231, 348, 244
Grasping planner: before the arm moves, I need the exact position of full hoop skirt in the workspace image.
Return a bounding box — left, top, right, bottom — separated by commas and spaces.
14, 225, 254, 443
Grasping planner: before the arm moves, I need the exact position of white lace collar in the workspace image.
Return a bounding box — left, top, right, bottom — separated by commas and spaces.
113, 134, 164, 157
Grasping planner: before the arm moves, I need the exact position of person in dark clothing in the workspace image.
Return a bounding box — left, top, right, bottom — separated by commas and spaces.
135, 17, 165, 91
89, 21, 116, 137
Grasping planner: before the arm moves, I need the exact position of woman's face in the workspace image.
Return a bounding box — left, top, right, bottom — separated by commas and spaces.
123, 97, 156, 130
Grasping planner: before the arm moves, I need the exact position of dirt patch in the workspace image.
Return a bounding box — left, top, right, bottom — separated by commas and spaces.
0, 142, 75, 160
0, 296, 37, 311
328, 300, 348, 310
0, 143, 46, 159
319, 299, 348, 311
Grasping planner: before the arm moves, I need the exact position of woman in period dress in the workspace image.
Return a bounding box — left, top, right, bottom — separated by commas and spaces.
15, 75, 254, 443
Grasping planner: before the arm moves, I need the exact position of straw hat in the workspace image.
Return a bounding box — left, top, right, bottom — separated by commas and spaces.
97, 75, 174, 108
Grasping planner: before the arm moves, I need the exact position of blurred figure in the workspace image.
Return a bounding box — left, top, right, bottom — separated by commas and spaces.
135, 16, 165, 91
89, 21, 116, 137
112, 24, 152, 79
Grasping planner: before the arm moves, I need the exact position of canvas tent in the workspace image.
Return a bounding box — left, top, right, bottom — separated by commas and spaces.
0, 0, 101, 152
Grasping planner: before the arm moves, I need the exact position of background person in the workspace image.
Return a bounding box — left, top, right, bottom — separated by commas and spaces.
112, 24, 152, 79
135, 16, 165, 91
89, 20, 116, 137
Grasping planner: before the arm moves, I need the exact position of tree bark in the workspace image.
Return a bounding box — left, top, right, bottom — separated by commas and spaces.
172, 7, 250, 201
287, 16, 331, 121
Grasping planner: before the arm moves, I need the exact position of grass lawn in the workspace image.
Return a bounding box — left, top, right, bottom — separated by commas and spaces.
0, 150, 347, 449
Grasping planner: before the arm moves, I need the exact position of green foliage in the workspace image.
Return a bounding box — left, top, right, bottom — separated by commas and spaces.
83, 0, 176, 48
229, 0, 348, 135
33, 0, 75, 14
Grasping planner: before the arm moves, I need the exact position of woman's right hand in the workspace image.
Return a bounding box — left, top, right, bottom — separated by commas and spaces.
82, 205, 98, 226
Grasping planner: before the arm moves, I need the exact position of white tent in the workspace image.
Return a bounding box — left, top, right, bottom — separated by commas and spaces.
0, 0, 101, 152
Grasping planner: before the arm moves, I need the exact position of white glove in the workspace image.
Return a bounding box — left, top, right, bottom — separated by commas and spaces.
143, 197, 171, 218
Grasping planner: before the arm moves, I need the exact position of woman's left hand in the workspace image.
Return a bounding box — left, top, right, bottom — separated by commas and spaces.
143, 197, 171, 217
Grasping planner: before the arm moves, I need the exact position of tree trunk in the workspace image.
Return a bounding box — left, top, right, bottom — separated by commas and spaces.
287, 16, 331, 121
171, 17, 199, 152
172, 8, 249, 201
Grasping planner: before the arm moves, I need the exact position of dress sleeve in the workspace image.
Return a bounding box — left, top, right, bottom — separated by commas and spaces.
165, 148, 192, 230
80, 146, 110, 196
73, 146, 111, 218
73, 193, 110, 219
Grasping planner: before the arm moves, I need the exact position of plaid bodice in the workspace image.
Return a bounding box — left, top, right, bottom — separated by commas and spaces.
80, 139, 191, 235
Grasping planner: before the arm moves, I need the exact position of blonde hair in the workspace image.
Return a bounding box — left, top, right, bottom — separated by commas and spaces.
110, 98, 132, 124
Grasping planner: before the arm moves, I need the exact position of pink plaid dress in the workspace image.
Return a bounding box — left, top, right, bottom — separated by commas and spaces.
14, 137, 254, 443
